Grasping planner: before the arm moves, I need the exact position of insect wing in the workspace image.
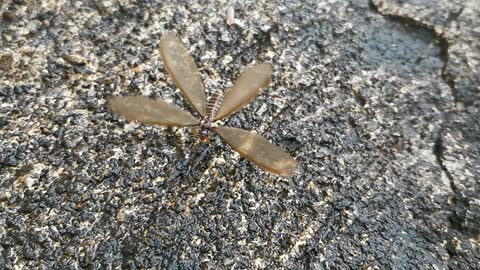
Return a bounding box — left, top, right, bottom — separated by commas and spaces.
214, 126, 297, 175
159, 34, 206, 116
108, 96, 199, 126
214, 63, 272, 121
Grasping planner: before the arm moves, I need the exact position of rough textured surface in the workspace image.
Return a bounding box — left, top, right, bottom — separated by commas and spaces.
0, 0, 478, 269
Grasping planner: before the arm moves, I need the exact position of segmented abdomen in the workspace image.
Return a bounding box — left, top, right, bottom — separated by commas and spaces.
205, 89, 224, 122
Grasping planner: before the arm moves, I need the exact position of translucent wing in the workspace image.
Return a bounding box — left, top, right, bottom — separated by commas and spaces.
159, 34, 206, 116
214, 126, 297, 175
214, 63, 273, 121
108, 96, 199, 126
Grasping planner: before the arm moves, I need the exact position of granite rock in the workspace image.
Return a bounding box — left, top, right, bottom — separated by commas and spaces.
0, 0, 478, 269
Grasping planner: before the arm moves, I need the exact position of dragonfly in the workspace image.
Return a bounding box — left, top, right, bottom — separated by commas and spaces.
108, 34, 297, 175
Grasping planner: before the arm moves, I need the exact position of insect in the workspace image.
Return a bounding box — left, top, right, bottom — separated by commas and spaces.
108, 34, 297, 175
226, 5, 235, 26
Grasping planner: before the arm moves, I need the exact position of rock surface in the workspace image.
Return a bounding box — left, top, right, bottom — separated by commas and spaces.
0, 0, 478, 269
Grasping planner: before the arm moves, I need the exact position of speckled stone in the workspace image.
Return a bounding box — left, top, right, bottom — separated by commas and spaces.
0, 0, 478, 269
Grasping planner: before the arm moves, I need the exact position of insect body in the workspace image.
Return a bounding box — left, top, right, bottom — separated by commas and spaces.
226, 6, 235, 26
108, 34, 297, 175
200, 89, 224, 141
